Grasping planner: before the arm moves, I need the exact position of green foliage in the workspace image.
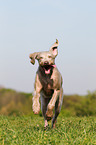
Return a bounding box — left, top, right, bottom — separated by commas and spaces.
0, 88, 96, 117
0, 115, 96, 144
0, 88, 32, 116
63, 92, 96, 117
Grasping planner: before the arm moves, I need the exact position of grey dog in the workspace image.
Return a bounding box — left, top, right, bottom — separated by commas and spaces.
29, 39, 63, 128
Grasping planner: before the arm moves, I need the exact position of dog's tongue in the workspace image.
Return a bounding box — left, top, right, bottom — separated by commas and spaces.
44, 65, 56, 74
52, 65, 56, 68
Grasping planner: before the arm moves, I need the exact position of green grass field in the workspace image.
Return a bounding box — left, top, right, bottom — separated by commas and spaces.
0, 114, 96, 145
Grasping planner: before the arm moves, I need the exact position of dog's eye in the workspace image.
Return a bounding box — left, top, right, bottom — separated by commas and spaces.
40, 57, 43, 60
48, 56, 52, 58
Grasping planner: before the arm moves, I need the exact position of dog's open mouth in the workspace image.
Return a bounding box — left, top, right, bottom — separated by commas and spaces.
42, 65, 56, 74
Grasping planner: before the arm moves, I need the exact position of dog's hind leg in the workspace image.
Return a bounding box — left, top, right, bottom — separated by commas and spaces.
40, 95, 50, 128
52, 88, 63, 128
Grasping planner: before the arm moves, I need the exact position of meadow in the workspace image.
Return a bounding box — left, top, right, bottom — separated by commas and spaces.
0, 115, 96, 145
0, 88, 96, 144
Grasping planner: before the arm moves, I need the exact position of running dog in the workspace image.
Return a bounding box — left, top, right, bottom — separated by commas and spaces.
29, 39, 63, 128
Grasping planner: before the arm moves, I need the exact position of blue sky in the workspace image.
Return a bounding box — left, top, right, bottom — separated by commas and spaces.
0, 0, 96, 95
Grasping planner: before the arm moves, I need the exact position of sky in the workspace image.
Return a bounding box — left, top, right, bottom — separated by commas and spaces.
0, 0, 96, 95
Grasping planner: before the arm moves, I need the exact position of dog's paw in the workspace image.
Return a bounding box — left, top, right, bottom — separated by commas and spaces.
44, 120, 49, 130
33, 107, 40, 114
46, 110, 53, 121
33, 110, 40, 114
32, 102, 40, 114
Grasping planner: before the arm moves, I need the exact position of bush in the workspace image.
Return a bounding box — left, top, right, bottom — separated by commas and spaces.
0, 88, 32, 116
0, 88, 96, 116
62, 91, 96, 116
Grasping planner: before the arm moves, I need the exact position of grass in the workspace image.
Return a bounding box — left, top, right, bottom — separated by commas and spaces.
0, 114, 96, 145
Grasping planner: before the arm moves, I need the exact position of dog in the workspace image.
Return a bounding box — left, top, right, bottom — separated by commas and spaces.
29, 39, 63, 128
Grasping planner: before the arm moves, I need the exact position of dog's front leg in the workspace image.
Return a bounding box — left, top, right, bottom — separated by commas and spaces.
32, 74, 42, 114
46, 89, 60, 119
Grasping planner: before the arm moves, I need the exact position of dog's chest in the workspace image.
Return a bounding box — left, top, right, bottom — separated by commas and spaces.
38, 72, 54, 95
40, 75, 53, 88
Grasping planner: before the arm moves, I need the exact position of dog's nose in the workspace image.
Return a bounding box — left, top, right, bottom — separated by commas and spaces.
44, 61, 49, 65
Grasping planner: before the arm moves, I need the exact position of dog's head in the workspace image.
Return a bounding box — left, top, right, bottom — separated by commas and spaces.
29, 39, 59, 74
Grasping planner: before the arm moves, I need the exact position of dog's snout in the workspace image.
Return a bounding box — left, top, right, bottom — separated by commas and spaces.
44, 61, 49, 65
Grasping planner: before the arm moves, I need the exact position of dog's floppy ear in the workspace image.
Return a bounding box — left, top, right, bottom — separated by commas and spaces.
29, 52, 39, 65
49, 39, 59, 57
